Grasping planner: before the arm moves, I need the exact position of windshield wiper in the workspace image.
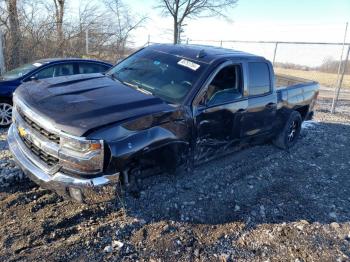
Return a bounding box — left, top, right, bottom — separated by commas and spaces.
108, 72, 153, 95
122, 81, 153, 95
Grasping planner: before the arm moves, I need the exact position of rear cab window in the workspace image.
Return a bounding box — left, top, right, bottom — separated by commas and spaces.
248, 62, 271, 96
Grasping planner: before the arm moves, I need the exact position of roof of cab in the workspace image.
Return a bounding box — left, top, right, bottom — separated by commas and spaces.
148, 43, 265, 64
34, 58, 112, 65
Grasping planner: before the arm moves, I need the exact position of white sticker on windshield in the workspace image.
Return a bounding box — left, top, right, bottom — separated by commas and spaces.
32, 62, 42, 67
177, 59, 200, 71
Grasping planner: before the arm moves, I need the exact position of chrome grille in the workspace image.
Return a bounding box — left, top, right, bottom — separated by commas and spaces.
21, 135, 59, 167
18, 108, 60, 144
14, 103, 61, 170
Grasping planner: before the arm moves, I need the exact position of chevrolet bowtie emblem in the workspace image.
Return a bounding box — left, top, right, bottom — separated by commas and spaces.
18, 126, 27, 137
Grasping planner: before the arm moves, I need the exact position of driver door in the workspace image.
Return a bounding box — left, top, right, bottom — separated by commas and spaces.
193, 61, 248, 163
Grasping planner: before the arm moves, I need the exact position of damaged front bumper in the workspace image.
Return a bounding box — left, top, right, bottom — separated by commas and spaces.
7, 124, 119, 204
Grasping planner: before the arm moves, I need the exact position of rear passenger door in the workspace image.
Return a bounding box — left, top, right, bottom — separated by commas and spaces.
240, 61, 277, 138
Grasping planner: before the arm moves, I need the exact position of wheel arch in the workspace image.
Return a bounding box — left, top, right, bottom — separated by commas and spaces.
0, 96, 13, 104
294, 105, 310, 120
106, 126, 190, 173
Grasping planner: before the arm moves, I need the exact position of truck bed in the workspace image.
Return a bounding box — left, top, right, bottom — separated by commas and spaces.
275, 74, 315, 89
275, 74, 319, 110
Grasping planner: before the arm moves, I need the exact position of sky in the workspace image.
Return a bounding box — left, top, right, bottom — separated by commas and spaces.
124, 0, 350, 43
71, 0, 350, 66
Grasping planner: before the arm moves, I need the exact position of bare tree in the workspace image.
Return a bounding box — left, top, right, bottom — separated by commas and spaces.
53, 0, 65, 56
158, 0, 238, 44
20, 1, 56, 61
0, 0, 147, 70
66, 1, 109, 57
104, 0, 147, 59
6, 0, 20, 68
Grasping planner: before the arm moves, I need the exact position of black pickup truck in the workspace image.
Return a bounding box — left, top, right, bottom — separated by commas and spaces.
8, 44, 319, 203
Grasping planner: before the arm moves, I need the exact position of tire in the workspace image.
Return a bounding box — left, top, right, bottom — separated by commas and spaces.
0, 98, 13, 127
121, 169, 141, 198
273, 111, 302, 150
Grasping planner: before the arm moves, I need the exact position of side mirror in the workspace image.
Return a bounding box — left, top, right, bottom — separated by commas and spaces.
195, 90, 208, 106
30, 75, 38, 81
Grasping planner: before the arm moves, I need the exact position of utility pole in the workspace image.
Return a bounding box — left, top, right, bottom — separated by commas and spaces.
272, 42, 279, 66
85, 29, 89, 55
331, 22, 348, 113
0, 30, 5, 74
331, 45, 350, 113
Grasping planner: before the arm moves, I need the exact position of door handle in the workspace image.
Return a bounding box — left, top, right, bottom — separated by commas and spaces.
265, 103, 276, 109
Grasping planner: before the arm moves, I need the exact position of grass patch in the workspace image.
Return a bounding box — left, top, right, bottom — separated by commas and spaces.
275, 68, 350, 89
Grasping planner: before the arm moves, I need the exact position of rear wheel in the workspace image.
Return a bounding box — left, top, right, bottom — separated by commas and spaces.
273, 111, 302, 150
0, 98, 13, 127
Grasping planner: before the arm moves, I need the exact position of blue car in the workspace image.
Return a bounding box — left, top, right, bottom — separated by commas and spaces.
0, 58, 113, 126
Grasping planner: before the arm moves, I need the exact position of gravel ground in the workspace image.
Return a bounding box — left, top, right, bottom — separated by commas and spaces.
0, 98, 350, 261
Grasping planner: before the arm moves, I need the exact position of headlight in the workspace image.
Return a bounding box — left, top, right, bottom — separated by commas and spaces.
60, 137, 102, 153
59, 137, 104, 175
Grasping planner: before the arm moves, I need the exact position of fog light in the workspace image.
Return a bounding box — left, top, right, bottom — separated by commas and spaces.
69, 187, 83, 203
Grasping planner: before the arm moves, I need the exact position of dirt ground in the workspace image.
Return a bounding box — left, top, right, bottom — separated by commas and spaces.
0, 96, 350, 262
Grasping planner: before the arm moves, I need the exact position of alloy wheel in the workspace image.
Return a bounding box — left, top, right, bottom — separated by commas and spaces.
0, 103, 13, 127
287, 120, 298, 142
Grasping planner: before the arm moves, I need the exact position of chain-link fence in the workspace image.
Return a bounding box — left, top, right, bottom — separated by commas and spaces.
187, 39, 350, 107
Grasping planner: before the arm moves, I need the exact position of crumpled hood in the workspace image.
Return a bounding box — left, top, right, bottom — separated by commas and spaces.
15, 73, 173, 136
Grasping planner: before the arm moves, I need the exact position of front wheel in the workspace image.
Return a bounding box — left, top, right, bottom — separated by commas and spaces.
273, 111, 302, 150
0, 99, 13, 127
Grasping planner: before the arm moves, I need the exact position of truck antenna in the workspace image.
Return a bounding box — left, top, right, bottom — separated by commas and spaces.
196, 49, 207, 58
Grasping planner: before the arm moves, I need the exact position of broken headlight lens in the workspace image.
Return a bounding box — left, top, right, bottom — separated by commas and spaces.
59, 137, 104, 175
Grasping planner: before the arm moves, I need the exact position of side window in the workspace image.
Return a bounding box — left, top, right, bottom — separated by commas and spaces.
54, 64, 74, 77
78, 63, 109, 74
36, 67, 54, 79
248, 62, 271, 96
36, 64, 74, 79
205, 65, 243, 107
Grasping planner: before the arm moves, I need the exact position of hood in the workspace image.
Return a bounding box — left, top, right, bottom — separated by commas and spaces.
15, 73, 173, 136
